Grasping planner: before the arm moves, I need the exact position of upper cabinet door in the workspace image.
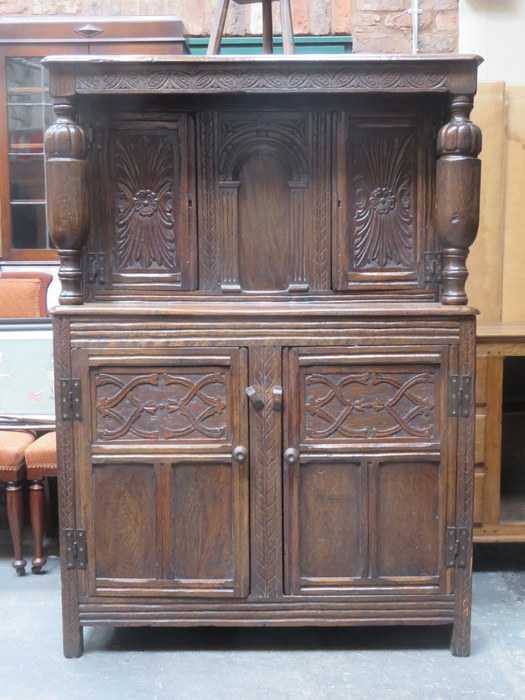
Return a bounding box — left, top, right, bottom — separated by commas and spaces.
84, 115, 197, 300
333, 113, 433, 297
198, 110, 332, 293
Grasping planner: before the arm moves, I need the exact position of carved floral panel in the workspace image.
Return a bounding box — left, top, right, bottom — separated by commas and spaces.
113, 133, 178, 271
351, 130, 416, 272
302, 369, 437, 442
94, 369, 229, 443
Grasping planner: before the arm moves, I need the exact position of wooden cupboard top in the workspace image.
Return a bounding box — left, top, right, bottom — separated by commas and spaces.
42, 54, 482, 98
51, 301, 478, 318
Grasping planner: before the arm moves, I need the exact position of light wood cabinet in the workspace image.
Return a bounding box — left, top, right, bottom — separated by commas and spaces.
474, 324, 525, 542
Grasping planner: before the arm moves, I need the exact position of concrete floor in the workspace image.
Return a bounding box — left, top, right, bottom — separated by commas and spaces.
0, 531, 524, 700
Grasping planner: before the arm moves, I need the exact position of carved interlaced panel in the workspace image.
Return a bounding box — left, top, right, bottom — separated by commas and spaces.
95, 370, 228, 442
114, 133, 178, 270
303, 370, 436, 441
352, 131, 416, 271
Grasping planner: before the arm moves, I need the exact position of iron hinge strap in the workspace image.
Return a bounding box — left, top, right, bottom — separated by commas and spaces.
446, 527, 469, 568
424, 251, 443, 283
449, 375, 473, 418
86, 252, 106, 285
60, 379, 82, 421
64, 529, 87, 569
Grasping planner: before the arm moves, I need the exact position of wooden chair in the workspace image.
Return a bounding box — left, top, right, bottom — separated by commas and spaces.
0, 431, 36, 573
24, 431, 57, 573
0, 270, 53, 574
0, 271, 52, 318
207, 0, 295, 55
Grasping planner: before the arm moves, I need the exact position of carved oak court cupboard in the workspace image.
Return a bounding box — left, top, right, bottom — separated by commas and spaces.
43, 54, 482, 657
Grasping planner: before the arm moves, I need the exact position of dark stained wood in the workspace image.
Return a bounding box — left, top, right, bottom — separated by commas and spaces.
45, 54, 481, 658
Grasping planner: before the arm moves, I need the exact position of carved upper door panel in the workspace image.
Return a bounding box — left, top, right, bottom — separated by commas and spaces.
85, 115, 197, 300
333, 113, 433, 297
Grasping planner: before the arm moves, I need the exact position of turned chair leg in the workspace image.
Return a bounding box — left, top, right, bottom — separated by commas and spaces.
207, 0, 230, 55
6, 481, 26, 575
29, 478, 48, 573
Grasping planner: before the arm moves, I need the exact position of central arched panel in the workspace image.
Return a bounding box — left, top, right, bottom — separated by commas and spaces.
238, 152, 292, 291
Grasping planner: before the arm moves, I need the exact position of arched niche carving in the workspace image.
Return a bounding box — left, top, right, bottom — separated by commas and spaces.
218, 116, 311, 293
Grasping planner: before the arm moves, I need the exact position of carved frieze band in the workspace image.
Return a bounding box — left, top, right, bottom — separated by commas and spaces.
304, 371, 436, 441
76, 66, 449, 94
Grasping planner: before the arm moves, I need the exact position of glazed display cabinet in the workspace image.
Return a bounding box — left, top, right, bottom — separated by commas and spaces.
43, 54, 482, 657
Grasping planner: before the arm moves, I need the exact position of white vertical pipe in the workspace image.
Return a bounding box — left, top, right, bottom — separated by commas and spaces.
411, 0, 420, 54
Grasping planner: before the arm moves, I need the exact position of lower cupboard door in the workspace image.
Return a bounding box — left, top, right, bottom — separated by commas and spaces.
284, 454, 450, 595
87, 458, 249, 597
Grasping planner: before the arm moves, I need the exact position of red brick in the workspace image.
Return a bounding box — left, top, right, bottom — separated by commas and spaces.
385, 11, 411, 31
353, 12, 383, 31
359, 0, 407, 10
332, 0, 352, 34
352, 31, 411, 53
435, 11, 458, 32
419, 32, 456, 53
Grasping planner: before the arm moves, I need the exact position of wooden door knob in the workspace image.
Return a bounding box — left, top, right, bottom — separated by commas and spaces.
232, 445, 248, 463
284, 448, 299, 464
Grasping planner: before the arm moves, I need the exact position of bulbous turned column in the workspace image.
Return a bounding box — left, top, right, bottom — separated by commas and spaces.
45, 101, 89, 304
435, 94, 482, 305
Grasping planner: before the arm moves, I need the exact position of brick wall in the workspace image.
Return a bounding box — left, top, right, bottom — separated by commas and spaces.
0, 0, 458, 52
351, 0, 458, 53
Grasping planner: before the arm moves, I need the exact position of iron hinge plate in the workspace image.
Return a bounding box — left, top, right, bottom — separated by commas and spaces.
446, 527, 469, 568
60, 379, 82, 421
86, 252, 106, 285
64, 529, 87, 569
449, 375, 473, 418
424, 251, 443, 284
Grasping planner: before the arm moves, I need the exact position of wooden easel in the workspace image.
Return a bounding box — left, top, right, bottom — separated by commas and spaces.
207, 0, 295, 55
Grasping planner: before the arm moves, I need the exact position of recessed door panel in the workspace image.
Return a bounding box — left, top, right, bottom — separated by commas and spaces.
172, 462, 234, 582
375, 459, 441, 579
94, 463, 156, 580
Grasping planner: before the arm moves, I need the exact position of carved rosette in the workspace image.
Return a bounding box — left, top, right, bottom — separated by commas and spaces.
435, 95, 482, 305
45, 102, 89, 304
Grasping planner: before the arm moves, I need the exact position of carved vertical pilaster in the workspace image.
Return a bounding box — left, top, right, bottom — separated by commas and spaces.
435, 95, 482, 305
197, 112, 220, 290
53, 315, 83, 657
219, 181, 242, 292
249, 346, 283, 598
45, 101, 89, 304
451, 317, 476, 656
288, 181, 309, 292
